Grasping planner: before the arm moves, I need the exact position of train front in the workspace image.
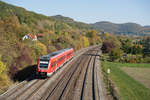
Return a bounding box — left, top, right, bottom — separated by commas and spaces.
37, 57, 50, 77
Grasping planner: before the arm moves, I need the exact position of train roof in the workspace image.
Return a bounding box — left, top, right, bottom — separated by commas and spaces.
40, 48, 72, 60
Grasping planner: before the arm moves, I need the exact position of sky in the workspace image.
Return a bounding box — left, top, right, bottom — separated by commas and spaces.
2, 0, 150, 26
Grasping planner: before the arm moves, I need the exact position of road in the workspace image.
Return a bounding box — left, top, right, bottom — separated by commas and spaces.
0, 46, 108, 100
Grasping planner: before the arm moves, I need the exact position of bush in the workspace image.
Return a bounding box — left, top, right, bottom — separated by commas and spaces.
33, 42, 47, 58
83, 36, 90, 47
109, 48, 123, 61
124, 55, 143, 63
0, 55, 6, 75
143, 57, 150, 63
0, 55, 11, 94
47, 45, 57, 52
101, 41, 116, 53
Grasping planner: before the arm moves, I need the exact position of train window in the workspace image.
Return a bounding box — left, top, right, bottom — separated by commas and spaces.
51, 64, 53, 68
39, 60, 49, 68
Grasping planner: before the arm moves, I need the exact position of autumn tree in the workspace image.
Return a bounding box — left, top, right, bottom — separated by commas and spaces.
33, 42, 47, 59
109, 48, 123, 61
101, 41, 116, 53
102, 32, 121, 47
143, 37, 150, 57
83, 36, 90, 47
86, 30, 101, 45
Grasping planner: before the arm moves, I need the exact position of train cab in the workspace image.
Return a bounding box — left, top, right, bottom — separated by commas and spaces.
36, 48, 74, 77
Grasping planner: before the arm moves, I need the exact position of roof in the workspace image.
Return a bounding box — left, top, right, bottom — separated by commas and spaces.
40, 48, 71, 60
28, 34, 37, 39
37, 33, 44, 37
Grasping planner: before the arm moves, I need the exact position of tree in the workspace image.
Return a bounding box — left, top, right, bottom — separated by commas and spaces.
86, 30, 97, 38
86, 30, 101, 45
120, 38, 132, 53
101, 41, 116, 53
143, 37, 150, 57
0, 55, 6, 75
33, 42, 47, 59
83, 36, 89, 47
109, 48, 123, 61
102, 32, 121, 48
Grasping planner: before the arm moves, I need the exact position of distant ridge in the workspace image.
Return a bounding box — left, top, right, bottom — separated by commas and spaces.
51, 15, 74, 22
92, 21, 150, 35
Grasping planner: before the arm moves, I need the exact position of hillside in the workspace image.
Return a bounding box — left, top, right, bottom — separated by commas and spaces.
51, 15, 92, 30
0, 1, 101, 94
92, 21, 150, 35
0, 1, 93, 33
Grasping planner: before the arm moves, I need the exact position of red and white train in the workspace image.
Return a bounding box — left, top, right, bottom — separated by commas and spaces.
37, 48, 74, 77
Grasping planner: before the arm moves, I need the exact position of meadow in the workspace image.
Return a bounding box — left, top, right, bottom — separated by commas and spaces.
102, 61, 150, 100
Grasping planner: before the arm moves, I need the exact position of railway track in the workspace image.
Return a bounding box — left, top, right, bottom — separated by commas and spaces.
43, 51, 91, 100
0, 46, 101, 100
79, 49, 100, 100
16, 79, 49, 100
43, 55, 85, 100
42, 48, 100, 100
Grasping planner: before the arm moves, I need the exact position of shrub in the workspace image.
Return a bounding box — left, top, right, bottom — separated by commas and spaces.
124, 55, 143, 63
0, 55, 11, 94
82, 36, 90, 47
109, 48, 123, 61
143, 57, 150, 63
33, 42, 47, 58
101, 41, 116, 53
47, 45, 57, 52
0, 55, 6, 75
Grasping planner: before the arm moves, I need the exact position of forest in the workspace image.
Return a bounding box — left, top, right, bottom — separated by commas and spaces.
101, 32, 150, 63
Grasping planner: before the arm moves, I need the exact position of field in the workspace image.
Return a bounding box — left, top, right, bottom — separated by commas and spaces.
121, 67, 150, 89
102, 61, 150, 100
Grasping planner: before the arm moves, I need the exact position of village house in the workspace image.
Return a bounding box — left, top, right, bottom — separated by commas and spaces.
22, 33, 37, 41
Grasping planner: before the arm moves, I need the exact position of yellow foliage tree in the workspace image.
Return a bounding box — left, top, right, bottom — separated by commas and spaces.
102, 32, 121, 47
83, 36, 90, 47
0, 55, 11, 93
33, 42, 47, 57
86, 30, 101, 45
86, 30, 97, 38
0, 56, 6, 75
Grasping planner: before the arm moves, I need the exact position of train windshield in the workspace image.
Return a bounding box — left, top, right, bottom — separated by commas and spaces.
39, 60, 49, 69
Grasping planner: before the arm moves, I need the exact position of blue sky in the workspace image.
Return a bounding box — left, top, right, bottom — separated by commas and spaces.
2, 0, 150, 25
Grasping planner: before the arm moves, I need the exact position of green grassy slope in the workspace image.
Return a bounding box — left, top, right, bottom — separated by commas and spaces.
102, 61, 150, 100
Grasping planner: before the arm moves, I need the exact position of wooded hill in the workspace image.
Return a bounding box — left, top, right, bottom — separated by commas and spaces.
92, 21, 150, 35
0, 1, 93, 33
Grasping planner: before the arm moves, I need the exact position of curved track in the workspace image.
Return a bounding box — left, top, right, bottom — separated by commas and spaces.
43, 47, 100, 100
0, 46, 101, 100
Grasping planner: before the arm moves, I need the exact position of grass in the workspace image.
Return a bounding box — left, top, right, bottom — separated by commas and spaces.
121, 67, 150, 89
102, 61, 150, 100
110, 62, 150, 68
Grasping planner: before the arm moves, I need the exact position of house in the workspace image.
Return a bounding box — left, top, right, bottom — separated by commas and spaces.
37, 33, 44, 38
22, 34, 37, 41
